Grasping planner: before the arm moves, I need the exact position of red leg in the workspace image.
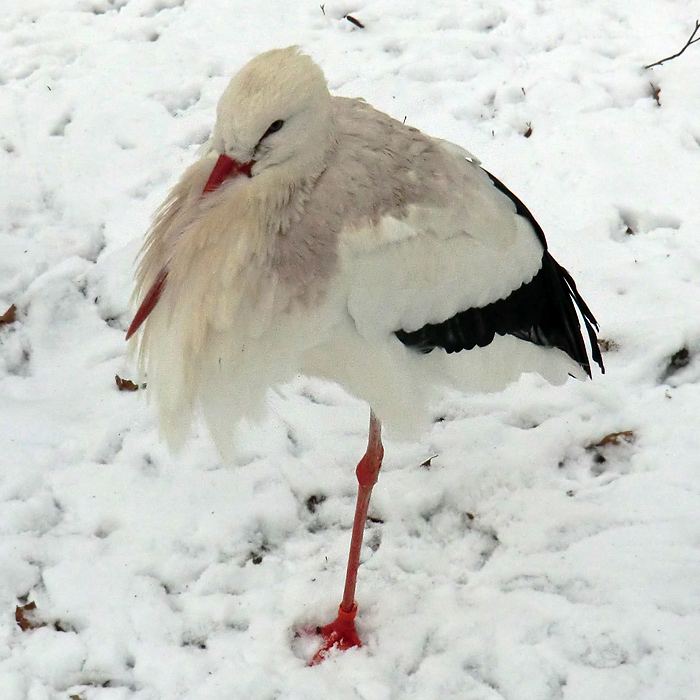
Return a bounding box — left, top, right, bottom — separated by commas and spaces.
309, 410, 384, 665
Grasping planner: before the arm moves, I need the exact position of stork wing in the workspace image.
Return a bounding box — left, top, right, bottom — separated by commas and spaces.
340, 148, 602, 376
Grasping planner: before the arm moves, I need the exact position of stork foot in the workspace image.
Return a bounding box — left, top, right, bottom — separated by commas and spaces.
308, 603, 361, 666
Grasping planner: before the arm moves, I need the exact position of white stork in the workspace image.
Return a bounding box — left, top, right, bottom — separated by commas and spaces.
127, 47, 603, 664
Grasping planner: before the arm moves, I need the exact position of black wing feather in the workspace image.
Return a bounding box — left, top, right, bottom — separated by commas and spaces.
395, 169, 604, 377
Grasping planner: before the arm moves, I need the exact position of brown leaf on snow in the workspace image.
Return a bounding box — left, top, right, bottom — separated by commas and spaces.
650, 83, 661, 106
0, 304, 16, 326
115, 374, 144, 391
593, 431, 636, 448
15, 601, 46, 631
345, 14, 365, 28
597, 338, 619, 352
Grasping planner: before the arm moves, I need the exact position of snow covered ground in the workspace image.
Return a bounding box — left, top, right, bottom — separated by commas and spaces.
2, 0, 700, 698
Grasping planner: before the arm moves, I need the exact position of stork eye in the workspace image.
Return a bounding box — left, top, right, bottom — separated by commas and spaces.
263, 120, 284, 138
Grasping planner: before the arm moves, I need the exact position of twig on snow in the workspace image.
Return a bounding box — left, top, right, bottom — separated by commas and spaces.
644, 20, 700, 69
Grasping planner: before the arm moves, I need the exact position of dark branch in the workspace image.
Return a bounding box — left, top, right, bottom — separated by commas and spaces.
644, 20, 700, 69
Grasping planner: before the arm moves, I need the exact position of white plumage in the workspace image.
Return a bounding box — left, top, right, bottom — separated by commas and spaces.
130, 47, 600, 455
127, 46, 602, 661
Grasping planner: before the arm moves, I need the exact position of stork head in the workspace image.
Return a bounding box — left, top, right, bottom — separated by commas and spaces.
206, 47, 335, 185
127, 49, 335, 342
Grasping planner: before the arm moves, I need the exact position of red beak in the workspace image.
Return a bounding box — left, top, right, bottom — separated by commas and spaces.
126, 154, 253, 341
202, 154, 253, 193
